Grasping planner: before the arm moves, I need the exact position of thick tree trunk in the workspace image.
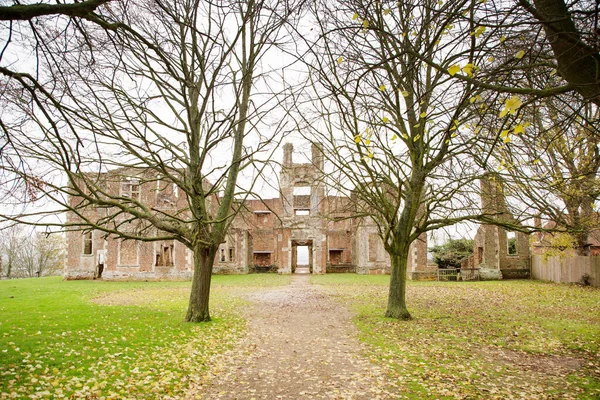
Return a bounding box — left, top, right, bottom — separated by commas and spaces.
524, 0, 600, 106
185, 245, 216, 322
385, 248, 411, 320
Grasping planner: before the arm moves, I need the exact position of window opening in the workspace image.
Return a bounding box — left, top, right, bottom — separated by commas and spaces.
121, 178, 141, 200
293, 186, 311, 196
83, 231, 93, 255
507, 231, 517, 255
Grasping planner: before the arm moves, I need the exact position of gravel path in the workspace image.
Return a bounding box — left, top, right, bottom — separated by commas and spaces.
193, 275, 394, 399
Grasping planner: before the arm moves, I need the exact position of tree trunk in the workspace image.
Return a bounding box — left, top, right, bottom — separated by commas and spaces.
574, 231, 590, 256
525, 0, 600, 106
185, 244, 216, 322
385, 248, 411, 320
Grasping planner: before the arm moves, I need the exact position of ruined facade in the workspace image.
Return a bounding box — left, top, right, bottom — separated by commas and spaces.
64, 144, 429, 279
461, 176, 530, 278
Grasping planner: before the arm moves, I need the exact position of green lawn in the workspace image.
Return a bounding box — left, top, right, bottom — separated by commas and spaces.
2, 275, 599, 399
0, 275, 290, 399
312, 275, 600, 399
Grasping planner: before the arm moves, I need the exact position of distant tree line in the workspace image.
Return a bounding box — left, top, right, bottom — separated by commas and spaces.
0, 226, 64, 279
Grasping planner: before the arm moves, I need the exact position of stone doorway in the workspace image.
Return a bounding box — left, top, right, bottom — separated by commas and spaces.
292, 240, 313, 274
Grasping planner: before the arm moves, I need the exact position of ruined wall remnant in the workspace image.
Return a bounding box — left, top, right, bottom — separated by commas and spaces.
65, 143, 429, 279
461, 175, 530, 279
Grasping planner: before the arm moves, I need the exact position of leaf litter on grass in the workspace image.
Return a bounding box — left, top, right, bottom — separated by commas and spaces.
313, 276, 600, 399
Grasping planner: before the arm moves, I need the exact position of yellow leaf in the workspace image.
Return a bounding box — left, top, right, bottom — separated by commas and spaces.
515, 50, 525, 59
500, 130, 509, 138
379, 84, 386, 91
451, 133, 457, 138
384, 9, 391, 15
414, 124, 420, 128
471, 26, 486, 37
533, 159, 540, 164
413, 134, 421, 142
448, 64, 461, 76
488, 56, 494, 62
365, 139, 371, 145
337, 57, 343, 65
513, 124, 524, 134
420, 111, 427, 118
401, 90, 409, 97
354, 135, 361, 143
499, 95, 523, 117
503, 136, 511, 143
462, 63, 475, 76
401, 133, 408, 139
470, 94, 481, 103
352, 13, 359, 20
382, 116, 389, 123
500, 35, 506, 43
362, 20, 369, 29
391, 134, 398, 140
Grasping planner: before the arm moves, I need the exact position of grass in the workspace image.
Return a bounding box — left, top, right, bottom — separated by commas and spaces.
0, 274, 290, 399
2, 274, 598, 399
311, 274, 600, 399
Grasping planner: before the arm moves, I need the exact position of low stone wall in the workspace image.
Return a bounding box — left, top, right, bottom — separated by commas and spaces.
501, 268, 530, 279
326, 264, 356, 273
63, 269, 96, 280
531, 255, 600, 287
101, 270, 193, 281
250, 265, 277, 273
408, 271, 437, 281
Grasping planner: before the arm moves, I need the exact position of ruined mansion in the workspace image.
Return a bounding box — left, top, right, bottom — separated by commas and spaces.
65, 144, 434, 280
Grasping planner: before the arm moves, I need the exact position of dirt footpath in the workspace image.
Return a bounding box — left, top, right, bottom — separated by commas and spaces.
194, 275, 394, 399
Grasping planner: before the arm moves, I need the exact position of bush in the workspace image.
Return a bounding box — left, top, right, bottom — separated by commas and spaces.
429, 238, 474, 269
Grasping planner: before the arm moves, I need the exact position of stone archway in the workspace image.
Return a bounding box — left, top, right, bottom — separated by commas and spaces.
292, 240, 313, 274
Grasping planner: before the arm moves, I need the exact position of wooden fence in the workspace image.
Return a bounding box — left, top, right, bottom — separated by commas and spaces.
531, 255, 600, 287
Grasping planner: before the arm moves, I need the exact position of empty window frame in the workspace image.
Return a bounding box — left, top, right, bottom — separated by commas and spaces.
121, 178, 141, 201
156, 243, 174, 266
82, 231, 93, 255
293, 186, 311, 196
229, 248, 235, 262
507, 231, 517, 255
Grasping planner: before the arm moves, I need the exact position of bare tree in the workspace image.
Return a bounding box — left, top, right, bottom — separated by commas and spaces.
9, 232, 65, 278
0, 0, 302, 322
299, 0, 536, 319
0, 225, 22, 278
483, 94, 600, 254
